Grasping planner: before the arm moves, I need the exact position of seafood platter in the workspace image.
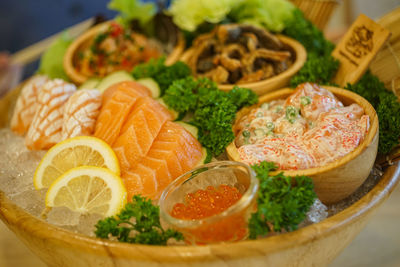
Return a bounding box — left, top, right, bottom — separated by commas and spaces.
0, 1, 399, 266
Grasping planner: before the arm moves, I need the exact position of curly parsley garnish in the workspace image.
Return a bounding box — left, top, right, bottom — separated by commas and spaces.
249, 162, 317, 239
95, 195, 183, 245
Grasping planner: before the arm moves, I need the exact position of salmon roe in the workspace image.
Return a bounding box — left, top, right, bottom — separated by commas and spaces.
171, 185, 242, 220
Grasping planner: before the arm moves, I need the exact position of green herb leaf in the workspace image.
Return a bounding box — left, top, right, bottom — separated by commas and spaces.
95, 195, 183, 245
249, 161, 317, 239
345, 71, 400, 154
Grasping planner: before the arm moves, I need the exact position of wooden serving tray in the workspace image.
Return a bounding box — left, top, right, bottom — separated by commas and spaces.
0, 81, 399, 266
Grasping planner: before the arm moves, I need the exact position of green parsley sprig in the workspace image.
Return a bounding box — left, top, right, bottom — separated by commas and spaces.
163, 77, 258, 156
95, 195, 183, 245
249, 162, 317, 239
132, 57, 191, 95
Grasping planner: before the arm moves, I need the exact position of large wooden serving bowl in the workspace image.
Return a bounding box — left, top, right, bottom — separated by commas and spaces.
180, 35, 307, 96
0, 83, 397, 266
227, 86, 379, 204
64, 21, 185, 84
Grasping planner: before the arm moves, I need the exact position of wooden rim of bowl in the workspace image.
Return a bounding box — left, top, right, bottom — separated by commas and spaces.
226, 86, 379, 177
180, 35, 307, 94
0, 163, 398, 262
63, 21, 186, 85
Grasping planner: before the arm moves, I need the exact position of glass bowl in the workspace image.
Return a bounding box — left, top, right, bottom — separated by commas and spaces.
159, 161, 258, 245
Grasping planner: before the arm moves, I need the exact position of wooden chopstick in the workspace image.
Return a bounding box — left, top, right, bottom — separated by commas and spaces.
10, 17, 95, 66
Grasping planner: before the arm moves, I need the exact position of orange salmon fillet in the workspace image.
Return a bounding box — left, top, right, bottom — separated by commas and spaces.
11, 75, 49, 135
113, 97, 173, 170
94, 81, 150, 145
25, 79, 76, 150
121, 121, 203, 200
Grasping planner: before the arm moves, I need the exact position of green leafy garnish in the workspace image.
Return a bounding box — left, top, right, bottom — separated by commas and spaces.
95, 195, 183, 245
249, 162, 317, 239
229, 0, 296, 32
38, 32, 72, 80
345, 71, 400, 154
163, 77, 258, 156
132, 57, 191, 95
290, 54, 340, 87
283, 9, 334, 57
283, 9, 339, 87
108, 0, 157, 27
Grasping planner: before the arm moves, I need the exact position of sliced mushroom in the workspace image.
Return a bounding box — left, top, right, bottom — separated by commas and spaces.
220, 54, 241, 72
201, 66, 230, 84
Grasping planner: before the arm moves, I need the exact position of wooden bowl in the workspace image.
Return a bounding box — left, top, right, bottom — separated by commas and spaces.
0, 83, 397, 267
226, 86, 379, 204
180, 35, 307, 96
64, 21, 185, 84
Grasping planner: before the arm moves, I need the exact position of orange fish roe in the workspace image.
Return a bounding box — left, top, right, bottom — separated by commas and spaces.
171, 185, 242, 220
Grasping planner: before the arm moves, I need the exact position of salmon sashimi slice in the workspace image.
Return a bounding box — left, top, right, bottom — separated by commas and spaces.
61, 89, 102, 140
153, 122, 203, 172
147, 148, 183, 180
102, 81, 150, 105
121, 121, 203, 201
113, 97, 173, 170
11, 75, 49, 135
94, 81, 150, 146
120, 96, 173, 135
122, 164, 158, 200
25, 79, 76, 150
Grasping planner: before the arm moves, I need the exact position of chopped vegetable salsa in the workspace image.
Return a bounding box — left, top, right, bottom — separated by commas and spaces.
77, 22, 162, 78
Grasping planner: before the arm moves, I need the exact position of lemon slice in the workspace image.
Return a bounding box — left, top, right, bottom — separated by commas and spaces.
46, 166, 127, 216
34, 136, 120, 189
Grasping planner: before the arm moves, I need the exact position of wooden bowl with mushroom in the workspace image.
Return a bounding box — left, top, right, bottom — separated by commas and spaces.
64, 20, 185, 85
180, 24, 307, 95
226, 84, 379, 204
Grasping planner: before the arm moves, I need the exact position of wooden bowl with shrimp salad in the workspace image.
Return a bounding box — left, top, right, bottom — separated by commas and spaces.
64, 18, 185, 85
226, 84, 379, 204
180, 24, 307, 96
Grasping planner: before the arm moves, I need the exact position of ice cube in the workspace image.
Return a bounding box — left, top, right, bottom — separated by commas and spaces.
76, 213, 104, 237
9, 188, 46, 217
46, 206, 81, 226
306, 199, 328, 223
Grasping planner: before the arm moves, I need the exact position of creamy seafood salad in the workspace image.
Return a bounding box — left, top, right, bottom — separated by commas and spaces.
235, 83, 370, 170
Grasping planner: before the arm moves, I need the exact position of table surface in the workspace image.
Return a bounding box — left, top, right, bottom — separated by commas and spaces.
0, 182, 399, 267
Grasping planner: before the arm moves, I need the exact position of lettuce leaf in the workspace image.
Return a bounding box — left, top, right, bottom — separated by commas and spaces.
229, 0, 295, 32
38, 32, 72, 81
108, 0, 157, 27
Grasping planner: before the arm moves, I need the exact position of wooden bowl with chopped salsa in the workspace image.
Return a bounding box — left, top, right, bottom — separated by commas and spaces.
180, 24, 307, 96
64, 21, 185, 84
226, 83, 379, 204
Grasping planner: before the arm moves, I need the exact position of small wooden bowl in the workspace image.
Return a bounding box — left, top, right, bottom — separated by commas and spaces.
180, 35, 307, 96
64, 21, 185, 84
226, 86, 379, 204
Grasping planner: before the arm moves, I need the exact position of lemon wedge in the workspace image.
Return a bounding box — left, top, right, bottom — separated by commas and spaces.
34, 136, 120, 190
45, 166, 127, 216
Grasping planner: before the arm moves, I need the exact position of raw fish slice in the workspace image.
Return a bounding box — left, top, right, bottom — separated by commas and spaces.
147, 149, 183, 179
121, 121, 203, 201
94, 82, 150, 146
120, 96, 173, 135
11, 75, 49, 135
61, 89, 102, 140
113, 97, 173, 169
153, 122, 203, 171
25, 79, 76, 150
102, 81, 150, 104
122, 164, 158, 200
